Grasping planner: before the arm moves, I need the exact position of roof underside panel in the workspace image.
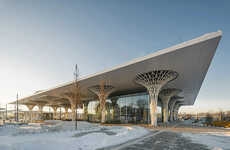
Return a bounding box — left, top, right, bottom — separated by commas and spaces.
12, 31, 222, 106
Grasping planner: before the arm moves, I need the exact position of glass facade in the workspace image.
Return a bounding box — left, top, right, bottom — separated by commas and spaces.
88, 93, 151, 124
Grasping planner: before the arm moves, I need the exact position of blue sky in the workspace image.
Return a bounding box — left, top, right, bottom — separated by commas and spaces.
0, 0, 229, 113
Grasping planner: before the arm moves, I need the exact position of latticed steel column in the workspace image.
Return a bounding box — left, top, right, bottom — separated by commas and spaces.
26, 104, 35, 122
159, 88, 181, 123
83, 101, 89, 120
59, 92, 79, 121
51, 106, 58, 120
169, 96, 183, 121
173, 103, 182, 120
38, 104, 44, 120
134, 70, 178, 127
88, 84, 115, 123
64, 106, 69, 120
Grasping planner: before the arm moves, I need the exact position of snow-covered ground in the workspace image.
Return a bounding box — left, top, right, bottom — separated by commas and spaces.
178, 119, 230, 150
183, 130, 230, 150
0, 121, 149, 150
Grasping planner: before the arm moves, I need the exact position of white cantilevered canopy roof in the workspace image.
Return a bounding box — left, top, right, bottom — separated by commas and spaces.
11, 30, 222, 106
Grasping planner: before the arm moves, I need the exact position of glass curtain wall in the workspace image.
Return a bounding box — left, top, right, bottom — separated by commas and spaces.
117, 93, 149, 124
88, 93, 150, 124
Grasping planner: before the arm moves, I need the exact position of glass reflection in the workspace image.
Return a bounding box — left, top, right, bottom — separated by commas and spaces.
88, 93, 150, 124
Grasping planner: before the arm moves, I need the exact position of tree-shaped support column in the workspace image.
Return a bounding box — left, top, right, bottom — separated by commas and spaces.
60, 92, 78, 121
135, 70, 178, 127
64, 105, 70, 120
26, 104, 35, 122
89, 83, 114, 123
51, 105, 58, 120
169, 96, 183, 122
159, 88, 182, 123
37, 104, 45, 120
82, 101, 89, 120
173, 103, 183, 120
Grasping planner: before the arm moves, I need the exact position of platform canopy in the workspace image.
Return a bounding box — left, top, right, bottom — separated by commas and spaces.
11, 31, 222, 107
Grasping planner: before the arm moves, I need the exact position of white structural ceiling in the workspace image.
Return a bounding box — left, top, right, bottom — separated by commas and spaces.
11, 31, 222, 111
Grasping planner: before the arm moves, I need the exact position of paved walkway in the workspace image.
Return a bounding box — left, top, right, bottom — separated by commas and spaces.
99, 122, 211, 150
99, 130, 209, 150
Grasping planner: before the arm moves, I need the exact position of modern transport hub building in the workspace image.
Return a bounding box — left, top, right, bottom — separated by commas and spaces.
11, 31, 222, 127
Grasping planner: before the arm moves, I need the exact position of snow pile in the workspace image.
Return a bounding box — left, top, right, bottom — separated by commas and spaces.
0, 121, 149, 150
0, 121, 101, 136
72, 126, 149, 150
53, 120, 100, 131
183, 132, 230, 150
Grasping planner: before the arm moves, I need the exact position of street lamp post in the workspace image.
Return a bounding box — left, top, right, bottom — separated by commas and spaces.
16, 93, 19, 122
